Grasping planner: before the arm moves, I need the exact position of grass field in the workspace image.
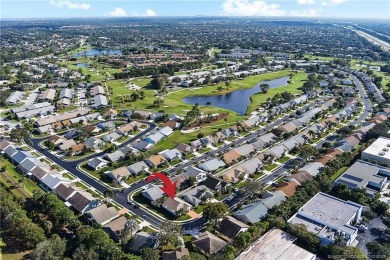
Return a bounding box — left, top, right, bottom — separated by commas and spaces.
246, 71, 307, 113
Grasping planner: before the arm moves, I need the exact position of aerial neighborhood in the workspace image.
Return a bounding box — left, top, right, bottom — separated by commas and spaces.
0, 15, 390, 260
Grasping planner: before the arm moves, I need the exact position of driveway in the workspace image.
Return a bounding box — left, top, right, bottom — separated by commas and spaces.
357, 217, 388, 255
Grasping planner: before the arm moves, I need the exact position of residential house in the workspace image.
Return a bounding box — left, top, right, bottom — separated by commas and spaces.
217, 216, 249, 240
162, 248, 190, 260
53, 182, 83, 201
144, 132, 165, 144
84, 137, 105, 151
40, 174, 71, 191
127, 161, 149, 175
85, 204, 119, 225
265, 145, 288, 160
272, 181, 298, 197
223, 150, 241, 164
192, 232, 227, 256
162, 149, 182, 162
184, 166, 208, 183
128, 232, 159, 254
162, 197, 192, 216
103, 217, 140, 242
145, 154, 166, 168
141, 186, 165, 205
102, 132, 121, 143
97, 121, 115, 130
69, 144, 85, 156
198, 159, 226, 172
67, 191, 100, 214
88, 157, 108, 171
132, 140, 154, 151
175, 143, 195, 154
202, 176, 230, 193
159, 126, 174, 137
108, 167, 131, 183
181, 185, 213, 206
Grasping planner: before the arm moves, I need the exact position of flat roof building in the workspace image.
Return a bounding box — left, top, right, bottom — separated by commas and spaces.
334, 160, 388, 197
236, 228, 316, 260
288, 192, 362, 246
361, 137, 390, 166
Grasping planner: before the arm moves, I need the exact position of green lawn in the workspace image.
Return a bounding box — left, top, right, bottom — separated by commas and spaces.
75, 181, 89, 190
198, 147, 211, 154
265, 164, 279, 171
235, 180, 249, 189
246, 71, 307, 114
125, 174, 147, 185
63, 173, 75, 180
278, 156, 291, 164
330, 166, 348, 181
185, 153, 196, 160
193, 204, 207, 214
176, 214, 191, 221
0, 158, 41, 197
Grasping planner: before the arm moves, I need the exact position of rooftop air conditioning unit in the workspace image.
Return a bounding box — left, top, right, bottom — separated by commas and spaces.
383, 148, 389, 152
379, 152, 386, 156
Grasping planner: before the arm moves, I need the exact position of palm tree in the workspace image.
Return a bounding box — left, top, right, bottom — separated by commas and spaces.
307, 130, 316, 139
104, 190, 114, 204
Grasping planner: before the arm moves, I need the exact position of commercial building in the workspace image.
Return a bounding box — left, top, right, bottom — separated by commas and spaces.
361, 137, 390, 166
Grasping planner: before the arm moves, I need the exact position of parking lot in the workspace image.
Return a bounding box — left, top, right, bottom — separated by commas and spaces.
357, 216, 388, 255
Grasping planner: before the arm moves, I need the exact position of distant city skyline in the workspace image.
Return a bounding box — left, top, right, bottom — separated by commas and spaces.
1, 0, 389, 19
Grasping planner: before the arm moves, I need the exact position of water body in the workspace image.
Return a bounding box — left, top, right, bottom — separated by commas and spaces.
182, 76, 290, 115
76, 62, 90, 68
74, 48, 122, 57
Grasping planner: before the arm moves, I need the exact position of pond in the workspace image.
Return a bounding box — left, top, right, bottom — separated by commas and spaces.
182, 76, 290, 115
74, 48, 122, 57
76, 62, 90, 68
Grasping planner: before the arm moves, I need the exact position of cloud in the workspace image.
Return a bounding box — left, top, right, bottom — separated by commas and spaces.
49, 0, 90, 10
321, 0, 347, 6
222, 0, 286, 16
297, 0, 315, 4
291, 9, 320, 17
132, 9, 157, 17
109, 7, 127, 17
145, 9, 156, 17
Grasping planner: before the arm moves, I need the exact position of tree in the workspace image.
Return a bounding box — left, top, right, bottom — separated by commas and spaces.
9, 128, 30, 144
31, 235, 66, 260
141, 248, 159, 260
235, 231, 252, 248
190, 252, 207, 260
73, 245, 99, 260
157, 222, 183, 247
337, 126, 353, 137
243, 181, 263, 199
197, 133, 204, 139
260, 84, 270, 93
203, 202, 229, 226
299, 144, 318, 160
331, 246, 368, 260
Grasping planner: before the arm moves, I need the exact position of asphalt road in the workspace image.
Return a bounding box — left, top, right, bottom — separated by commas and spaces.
29, 121, 156, 193
27, 74, 372, 231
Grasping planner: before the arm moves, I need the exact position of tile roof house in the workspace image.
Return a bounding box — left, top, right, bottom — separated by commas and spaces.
146, 154, 167, 168
108, 167, 131, 182
84, 137, 105, 150
132, 140, 154, 151
175, 143, 196, 154
184, 166, 208, 183
69, 143, 85, 156
181, 185, 213, 206
217, 216, 249, 240
103, 217, 140, 242
141, 186, 165, 205
128, 232, 159, 254
192, 232, 227, 256
162, 248, 190, 260
223, 150, 241, 164
272, 181, 298, 197
127, 161, 149, 175
85, 204, 119, 225
88, 157, 108, 171
67, 191, 100, 213
162, 197, 192, 216
162, 148, 182, 161
198, 159, 226, 172
53, 182, 83, 201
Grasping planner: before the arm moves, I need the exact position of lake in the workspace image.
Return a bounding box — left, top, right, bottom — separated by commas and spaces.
182, 76, 290, 115
74, 48, 122, 57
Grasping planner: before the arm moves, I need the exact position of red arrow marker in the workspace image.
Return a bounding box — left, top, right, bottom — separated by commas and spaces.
146, 172, 177, 199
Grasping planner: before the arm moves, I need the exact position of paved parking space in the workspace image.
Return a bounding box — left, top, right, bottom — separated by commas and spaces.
357, 217, 387, 255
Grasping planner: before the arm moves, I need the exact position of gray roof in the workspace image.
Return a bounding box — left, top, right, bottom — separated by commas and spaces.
41, 174, 69, 190
240, 158, 263, 174
249, 138, 267, 150
4, 146, 18, 158
159, 126, 173, 136
144, 132, 164, 143
104, 150, 126, 162
198, 159, 226, 172
102, 132, 121, 142
162, 148, 182, 160
185, 166, 206, 177
281, 139, 298, 151
84, 137, 104, 149
142, 186, 165, 201
259, 133, 276, 144
88, 157, 108, 169
235, 202, 269, 224
132, 140, 153, 151
127, 161, 149, 174
266, 145, 287, 159
234, 144, 254, 156
12, 151, 34, 165
298, 162, 324, 176
334, 160, 389, 196
261, 191, 286, 209
128, 232, 159, 253
181, 185, 212, 206
18, 158, 45, 172
93, 95, 108, 107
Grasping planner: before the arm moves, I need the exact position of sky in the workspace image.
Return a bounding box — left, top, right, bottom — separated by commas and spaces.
1, 0, 389, 19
